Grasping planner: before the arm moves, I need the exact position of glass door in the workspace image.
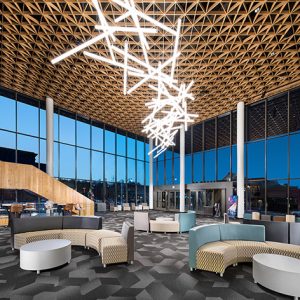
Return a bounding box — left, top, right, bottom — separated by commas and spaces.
190, 191, 196, 211
167, 191, 176, 210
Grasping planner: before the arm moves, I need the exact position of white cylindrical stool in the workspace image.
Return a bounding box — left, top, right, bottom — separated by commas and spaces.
286, 215, 296, 223
252, 212, 260, 220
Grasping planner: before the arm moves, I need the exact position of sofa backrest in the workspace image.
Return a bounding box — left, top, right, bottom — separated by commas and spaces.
62, 216, 102, 230
134, 211, 149, 231
289, 222, 300, 245
175, 211, 196, 232
121, 221, 134, 261
219, 224, 265, 242
189, 224, 221, 268
12, 216, 63, 235
243, 219, 288, 243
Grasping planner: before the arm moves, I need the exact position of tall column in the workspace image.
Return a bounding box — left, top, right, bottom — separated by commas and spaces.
180, 124, 185, 212
46, 96, 54, 177
149, 138, 154, 209
237, 101, 245, 218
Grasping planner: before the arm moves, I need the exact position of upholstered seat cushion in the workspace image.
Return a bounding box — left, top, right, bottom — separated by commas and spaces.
196, 241, 237, 274
60, 229, 95, 247
85, 230, 121, 253
224, 240, 269, 262
150, 220, 179, 233
266, 241, 300, 259
14, 230, 62, 249
101, 237, 127, 265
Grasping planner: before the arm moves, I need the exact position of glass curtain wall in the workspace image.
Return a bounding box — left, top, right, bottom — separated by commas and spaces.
0, 86, 149, 205
153, 87, 300, 215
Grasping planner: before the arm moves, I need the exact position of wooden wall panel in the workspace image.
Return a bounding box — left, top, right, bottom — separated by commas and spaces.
0, 161, 94, 216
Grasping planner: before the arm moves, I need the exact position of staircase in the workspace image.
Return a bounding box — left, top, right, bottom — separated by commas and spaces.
0, 161, 94, 216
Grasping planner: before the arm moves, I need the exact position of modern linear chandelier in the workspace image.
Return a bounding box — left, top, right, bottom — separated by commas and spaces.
51, 0, 197, 158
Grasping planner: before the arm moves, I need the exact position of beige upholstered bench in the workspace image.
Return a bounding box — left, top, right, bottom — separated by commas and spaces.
85, 230, 121, 253
196, 241, 237, 277
150, 220, 179, 233
266, 241, 300, 259
224, 240, 269, 262
101, 237, 128, 267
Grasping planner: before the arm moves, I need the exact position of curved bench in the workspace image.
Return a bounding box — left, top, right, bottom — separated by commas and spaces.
189, 224, 300, 277
12, 216, 134, 268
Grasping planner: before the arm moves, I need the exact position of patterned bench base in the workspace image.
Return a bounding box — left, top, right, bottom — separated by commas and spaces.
101, 237, 128, 267
196, 241, 237, 276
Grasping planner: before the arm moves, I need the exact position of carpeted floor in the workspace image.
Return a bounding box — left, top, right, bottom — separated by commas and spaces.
0, 211, 289, 300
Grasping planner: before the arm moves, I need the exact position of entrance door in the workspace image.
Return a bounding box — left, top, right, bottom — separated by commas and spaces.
167, 191, 176, 210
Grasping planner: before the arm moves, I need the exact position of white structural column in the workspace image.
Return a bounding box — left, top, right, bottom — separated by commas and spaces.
46, 96, 54, 177
149, 138, 154, 209
237, 101, 245, 218
180, 124, 185, 212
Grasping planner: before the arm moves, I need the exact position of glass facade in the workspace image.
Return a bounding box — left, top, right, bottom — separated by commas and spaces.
0, 86, 149, 205
153, 87, 300, 215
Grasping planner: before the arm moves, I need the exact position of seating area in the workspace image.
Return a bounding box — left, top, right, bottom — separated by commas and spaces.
189, 224, 300, 277
11, 216, 134, 267
0, 1, 300, 298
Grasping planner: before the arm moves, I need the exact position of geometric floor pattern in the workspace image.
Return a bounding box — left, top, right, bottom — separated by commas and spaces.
0, 211, 289, 300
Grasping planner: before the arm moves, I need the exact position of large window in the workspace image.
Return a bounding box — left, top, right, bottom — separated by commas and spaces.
0, 86, 149, 205
204, 150, 216, 182
290, 134, 300, 179
247, 141, 265, 179
217, 147, 230, 181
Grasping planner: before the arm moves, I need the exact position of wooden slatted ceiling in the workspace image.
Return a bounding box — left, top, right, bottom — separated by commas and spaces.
0, 0, 299, 135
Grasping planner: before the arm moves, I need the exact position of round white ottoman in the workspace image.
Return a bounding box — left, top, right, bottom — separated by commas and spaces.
253, 253, 300, 300
20, 239, 71, 274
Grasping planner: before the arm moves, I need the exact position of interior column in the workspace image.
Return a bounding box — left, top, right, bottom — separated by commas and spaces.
149, 138, 153, 209
237, 101, 245, 218
46, 96, 54, 177
180, 124, 185, 212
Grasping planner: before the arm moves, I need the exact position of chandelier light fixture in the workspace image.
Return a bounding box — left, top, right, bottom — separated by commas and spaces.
51, 0, 198, 158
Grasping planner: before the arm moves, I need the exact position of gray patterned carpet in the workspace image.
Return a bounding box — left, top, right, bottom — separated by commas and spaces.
0, 211, 289, 300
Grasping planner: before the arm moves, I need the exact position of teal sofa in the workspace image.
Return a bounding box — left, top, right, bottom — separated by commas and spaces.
175, 210, 196, 233
189, 223, 300, 277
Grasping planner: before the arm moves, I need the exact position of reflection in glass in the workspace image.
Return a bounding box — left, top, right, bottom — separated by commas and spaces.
105, 129, 115, 154
117, 134, 126, 156
59, 115, 75, 145
92, 151, 103, 181
60, 144, 75, 178
92, 125, 103, 151
193, 152, 203, 183
127, 137, 136, 158
105, 154, 115, 182
127, 183, 136, 204
246, 181, 265, 212
0, 96, 16, 131
54, 142, 58, 177
105, 182, 116, 204
40, 109, 46, 139
117, 182, 126, 205
17, 134, 39, 166
158, 160, 164, 185
174, 157, 179, 184
0, 130, 16, 160
92, 180, 103, 201
290, 134, 300, 179
77, 120, 90, 148
289, 180, 300, 214
267, 180, 288, 214
77, 147, 90, 180
204, 150, 216, 182
185, 155, 192, 184
217, 147, 230, 181
77, 180, 90, 197
145, 143, 149, 162
117, 156, 126, 182
267, 136, 288, 179
127, 158, 136, 183
137, 160, 144, 185
145, 163, 149, 186
40, 139, 46, 172
137, 140, 144, 160
166, 158, 172, 185
17, 102, 39, 136
247, 141, 264, 179
137, 184, 144, 204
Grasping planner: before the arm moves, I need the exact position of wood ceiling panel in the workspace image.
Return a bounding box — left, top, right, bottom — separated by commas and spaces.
1, 0, 300, 135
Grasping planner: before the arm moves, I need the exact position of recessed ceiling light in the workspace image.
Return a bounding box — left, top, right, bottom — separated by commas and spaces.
254, 7, 260, 13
